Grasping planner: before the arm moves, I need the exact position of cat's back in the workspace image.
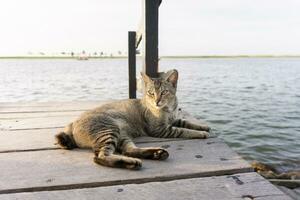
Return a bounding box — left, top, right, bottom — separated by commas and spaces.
83, 99, 143, 117
70, 99, 145, 148
76, 99, 143, 128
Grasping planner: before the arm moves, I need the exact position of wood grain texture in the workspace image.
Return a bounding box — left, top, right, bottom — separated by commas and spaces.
0, 101, 105, 113
0, 116, 77, 131
0, 110, 82, 119
0, 173, 291, 200
0, 139, 252, 194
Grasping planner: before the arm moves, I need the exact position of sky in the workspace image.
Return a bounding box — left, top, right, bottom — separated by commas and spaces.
0, 0, 300, 56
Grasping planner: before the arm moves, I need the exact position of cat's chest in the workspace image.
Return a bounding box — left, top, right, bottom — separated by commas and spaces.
147, 109, 177, 126
167, 112, 177, 124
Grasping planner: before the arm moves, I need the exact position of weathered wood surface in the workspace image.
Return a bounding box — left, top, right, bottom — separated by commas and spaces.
0, 139, 252, 194
0, 101, 292, 199
0, 101, 104, 113
0, 173, 291, 200
0, 129, 60, 153
0, 110, 82, 119
0, 116, 78, 130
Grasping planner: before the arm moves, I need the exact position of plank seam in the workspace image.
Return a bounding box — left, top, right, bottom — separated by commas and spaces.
0, 110, 89, 114
0, 168, 254, 195
0, 148, 60, 154
1, 127, 64, 131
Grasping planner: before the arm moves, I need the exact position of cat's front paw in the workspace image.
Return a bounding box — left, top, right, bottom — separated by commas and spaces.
152, 148, 169, 160
195, 131, 210, 139
199, 125, 210, 132
124, 158, 143, 170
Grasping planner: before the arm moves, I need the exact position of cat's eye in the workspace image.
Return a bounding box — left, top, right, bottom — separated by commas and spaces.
147, 91, 154, 96
161, 90, 168, 95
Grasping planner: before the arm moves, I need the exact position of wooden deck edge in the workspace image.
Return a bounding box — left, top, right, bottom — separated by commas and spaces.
0, 168, 254, 195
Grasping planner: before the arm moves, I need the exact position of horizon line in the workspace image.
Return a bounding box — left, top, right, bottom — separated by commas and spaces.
1, 55, 300, 59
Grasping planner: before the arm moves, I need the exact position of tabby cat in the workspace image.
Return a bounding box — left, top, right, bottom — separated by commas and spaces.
55, 69, 210, 169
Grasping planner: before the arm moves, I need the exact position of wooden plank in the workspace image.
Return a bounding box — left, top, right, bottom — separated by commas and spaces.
0, 115, 78, 131
0, 173, 291, 199
0, 129, 61, 153
0, 110, 82, 120
0, 128, 188, 153
0, 101, 105, 113
128, 31, 137, 99
0, 139, 252, 194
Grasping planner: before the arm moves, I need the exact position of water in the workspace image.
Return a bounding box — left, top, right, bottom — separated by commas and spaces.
0, 58, 299, 172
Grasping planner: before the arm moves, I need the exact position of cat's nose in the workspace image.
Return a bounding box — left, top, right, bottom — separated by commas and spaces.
155, 99, 161, 106
155, 97, 162, 106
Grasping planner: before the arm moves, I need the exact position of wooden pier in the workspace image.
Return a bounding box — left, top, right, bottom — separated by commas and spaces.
0, 101, 293, 199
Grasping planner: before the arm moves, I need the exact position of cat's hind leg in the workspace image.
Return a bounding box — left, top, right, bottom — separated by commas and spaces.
93, 129, 142, 170
120, 139, 169, 160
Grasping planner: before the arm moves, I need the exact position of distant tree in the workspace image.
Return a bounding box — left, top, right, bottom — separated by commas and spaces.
118, 51, 122, 55
71, 52, 74, 57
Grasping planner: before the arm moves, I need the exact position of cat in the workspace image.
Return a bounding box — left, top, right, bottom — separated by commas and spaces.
55, 69, 210, 169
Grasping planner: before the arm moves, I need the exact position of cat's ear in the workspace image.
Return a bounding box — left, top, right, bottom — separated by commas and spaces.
165, 69, 178, 88
141, 72, 152, 83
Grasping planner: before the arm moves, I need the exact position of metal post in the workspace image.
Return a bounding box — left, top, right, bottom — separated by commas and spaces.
142, 0, 160, 78
128, 31, 137, 99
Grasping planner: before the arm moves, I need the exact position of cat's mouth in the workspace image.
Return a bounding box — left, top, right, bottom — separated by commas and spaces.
154, 102, 166, 109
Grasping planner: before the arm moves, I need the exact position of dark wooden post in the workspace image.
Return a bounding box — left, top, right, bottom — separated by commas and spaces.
128, 0, 161, 98
128, 31, 137, 99
142, 0, 160, 78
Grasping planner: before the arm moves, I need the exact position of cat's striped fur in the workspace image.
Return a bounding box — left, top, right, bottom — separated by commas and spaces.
55, 69, 210, 169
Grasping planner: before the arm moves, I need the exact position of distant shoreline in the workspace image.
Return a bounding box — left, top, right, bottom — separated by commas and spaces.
0, 55, 300, 59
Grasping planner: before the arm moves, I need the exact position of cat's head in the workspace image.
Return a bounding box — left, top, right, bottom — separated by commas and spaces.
141, 69, 178, 110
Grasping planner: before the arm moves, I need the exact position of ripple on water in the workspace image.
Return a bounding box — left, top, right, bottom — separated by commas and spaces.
207, 119, 233, 124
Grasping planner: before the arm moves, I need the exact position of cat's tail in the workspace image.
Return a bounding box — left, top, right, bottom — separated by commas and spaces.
55, 123, 77, 149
